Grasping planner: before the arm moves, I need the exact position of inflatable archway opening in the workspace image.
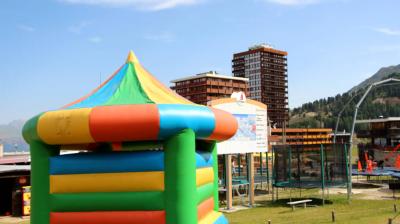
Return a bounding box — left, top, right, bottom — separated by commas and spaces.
23, 51, 238, 224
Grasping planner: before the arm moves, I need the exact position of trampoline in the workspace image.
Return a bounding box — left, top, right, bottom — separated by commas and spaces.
352, 167, 400, 179
352, 168, 394, 176
273, 144, 348, 189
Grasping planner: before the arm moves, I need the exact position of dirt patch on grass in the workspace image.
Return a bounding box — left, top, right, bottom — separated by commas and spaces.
326, 183, 395, 200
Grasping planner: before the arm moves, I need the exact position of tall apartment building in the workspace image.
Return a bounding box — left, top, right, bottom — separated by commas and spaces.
232, 44, 288, 127
170, 71, 248, 105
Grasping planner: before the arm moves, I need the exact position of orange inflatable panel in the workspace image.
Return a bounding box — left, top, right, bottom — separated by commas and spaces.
207, 108, 238, 141
90, 105, 160, 142
198, 197, 214, 221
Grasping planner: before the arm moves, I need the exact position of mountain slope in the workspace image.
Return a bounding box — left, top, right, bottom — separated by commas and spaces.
290, 66, 400, 132
0, 120, 28, 152
349, 64, 400, 93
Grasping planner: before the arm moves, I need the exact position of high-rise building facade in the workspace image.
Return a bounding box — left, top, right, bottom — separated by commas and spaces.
170, 71, 248, 105
232, 44, 288, 127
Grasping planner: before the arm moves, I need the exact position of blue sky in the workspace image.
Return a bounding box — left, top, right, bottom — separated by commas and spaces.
0, 0, 399, 124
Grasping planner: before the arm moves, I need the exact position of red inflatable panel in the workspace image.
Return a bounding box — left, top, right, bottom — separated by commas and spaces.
90, 105, 160, 142
207, 108, 238, 141
197, 197, 214, 221
50, 211, 166, 224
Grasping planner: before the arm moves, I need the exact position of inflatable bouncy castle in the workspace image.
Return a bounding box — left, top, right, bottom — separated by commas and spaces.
22, 51, 237, 224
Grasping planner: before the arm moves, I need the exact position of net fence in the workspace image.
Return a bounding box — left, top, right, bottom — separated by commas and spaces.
273, 144, 348, 188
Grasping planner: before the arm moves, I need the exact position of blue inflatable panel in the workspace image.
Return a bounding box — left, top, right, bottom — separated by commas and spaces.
214, 215, 229, 224
196, 151, 213, 168
50, 150, 212, 175
157, 104, 215, 139
67, 64, 128, 109
50, 151, 164, 175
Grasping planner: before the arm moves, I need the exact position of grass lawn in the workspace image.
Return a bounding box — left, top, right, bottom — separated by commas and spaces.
226, 195, 399, 224
1, 192, 399, 224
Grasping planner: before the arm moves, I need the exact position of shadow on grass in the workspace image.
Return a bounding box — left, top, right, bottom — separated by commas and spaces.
255, 197, 344, 208
352, 182, 382, 189
275, 198, 333, 206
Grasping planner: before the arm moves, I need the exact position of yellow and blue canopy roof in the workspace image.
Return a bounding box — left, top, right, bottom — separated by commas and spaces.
23, 51, 238, 145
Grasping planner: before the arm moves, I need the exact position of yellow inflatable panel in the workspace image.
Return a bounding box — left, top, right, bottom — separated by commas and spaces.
199, 211, 223, 224
50, 171, 164, 193
196, 167, 214, 187
135, 63, 194, 105
37, 108, 94, 145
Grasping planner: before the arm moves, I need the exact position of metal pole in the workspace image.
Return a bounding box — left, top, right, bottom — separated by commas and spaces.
333, 93, 359, 143
238, 153, 241, 177
225, 154, 233, 210
267, 151, 270, 193
260, 152, 263, 189
276, 184, 279, 200
297, 147, 301, 195
344, 144, 350, 202
321, 144, 325, 206
276, 147, 279, 201
288, 147, 292, 188
247, 153, 255, 206
333, 116, 340, 144
272, 147, 275, 201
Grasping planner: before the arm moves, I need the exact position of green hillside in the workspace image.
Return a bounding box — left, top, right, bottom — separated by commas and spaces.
290, 70, 400, 132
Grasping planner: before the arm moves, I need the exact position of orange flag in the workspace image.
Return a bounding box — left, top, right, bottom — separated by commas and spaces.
395, 155, 400, 169
366, 160, 373, 172
358, 161, 362, 171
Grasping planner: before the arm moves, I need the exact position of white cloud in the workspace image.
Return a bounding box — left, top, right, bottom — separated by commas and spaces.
144, 32, 174, 42
373, 27, 400, 36
264, 0, 320, 6
18, 24, 35, 32
88, 36, 103, 43
68, 21, 92, 34
60, 0, 203, 11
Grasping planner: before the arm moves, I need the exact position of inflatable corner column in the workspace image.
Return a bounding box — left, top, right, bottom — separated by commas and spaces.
200, 140, 219, 211
30, 141, 59, 224
211, 142, 219, 211
164, 129, 197, 224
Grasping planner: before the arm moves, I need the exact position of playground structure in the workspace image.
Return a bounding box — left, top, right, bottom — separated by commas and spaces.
357, 143, 400, 170
347, 78, 400, 198
22, 51, 238, 224
354, 117, 400, 179
273, 144, 348, 202
356, 117, 400, 168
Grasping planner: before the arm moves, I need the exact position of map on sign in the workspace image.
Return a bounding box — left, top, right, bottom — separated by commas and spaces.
230, 114, 256, 141
211, 92, 268, 154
